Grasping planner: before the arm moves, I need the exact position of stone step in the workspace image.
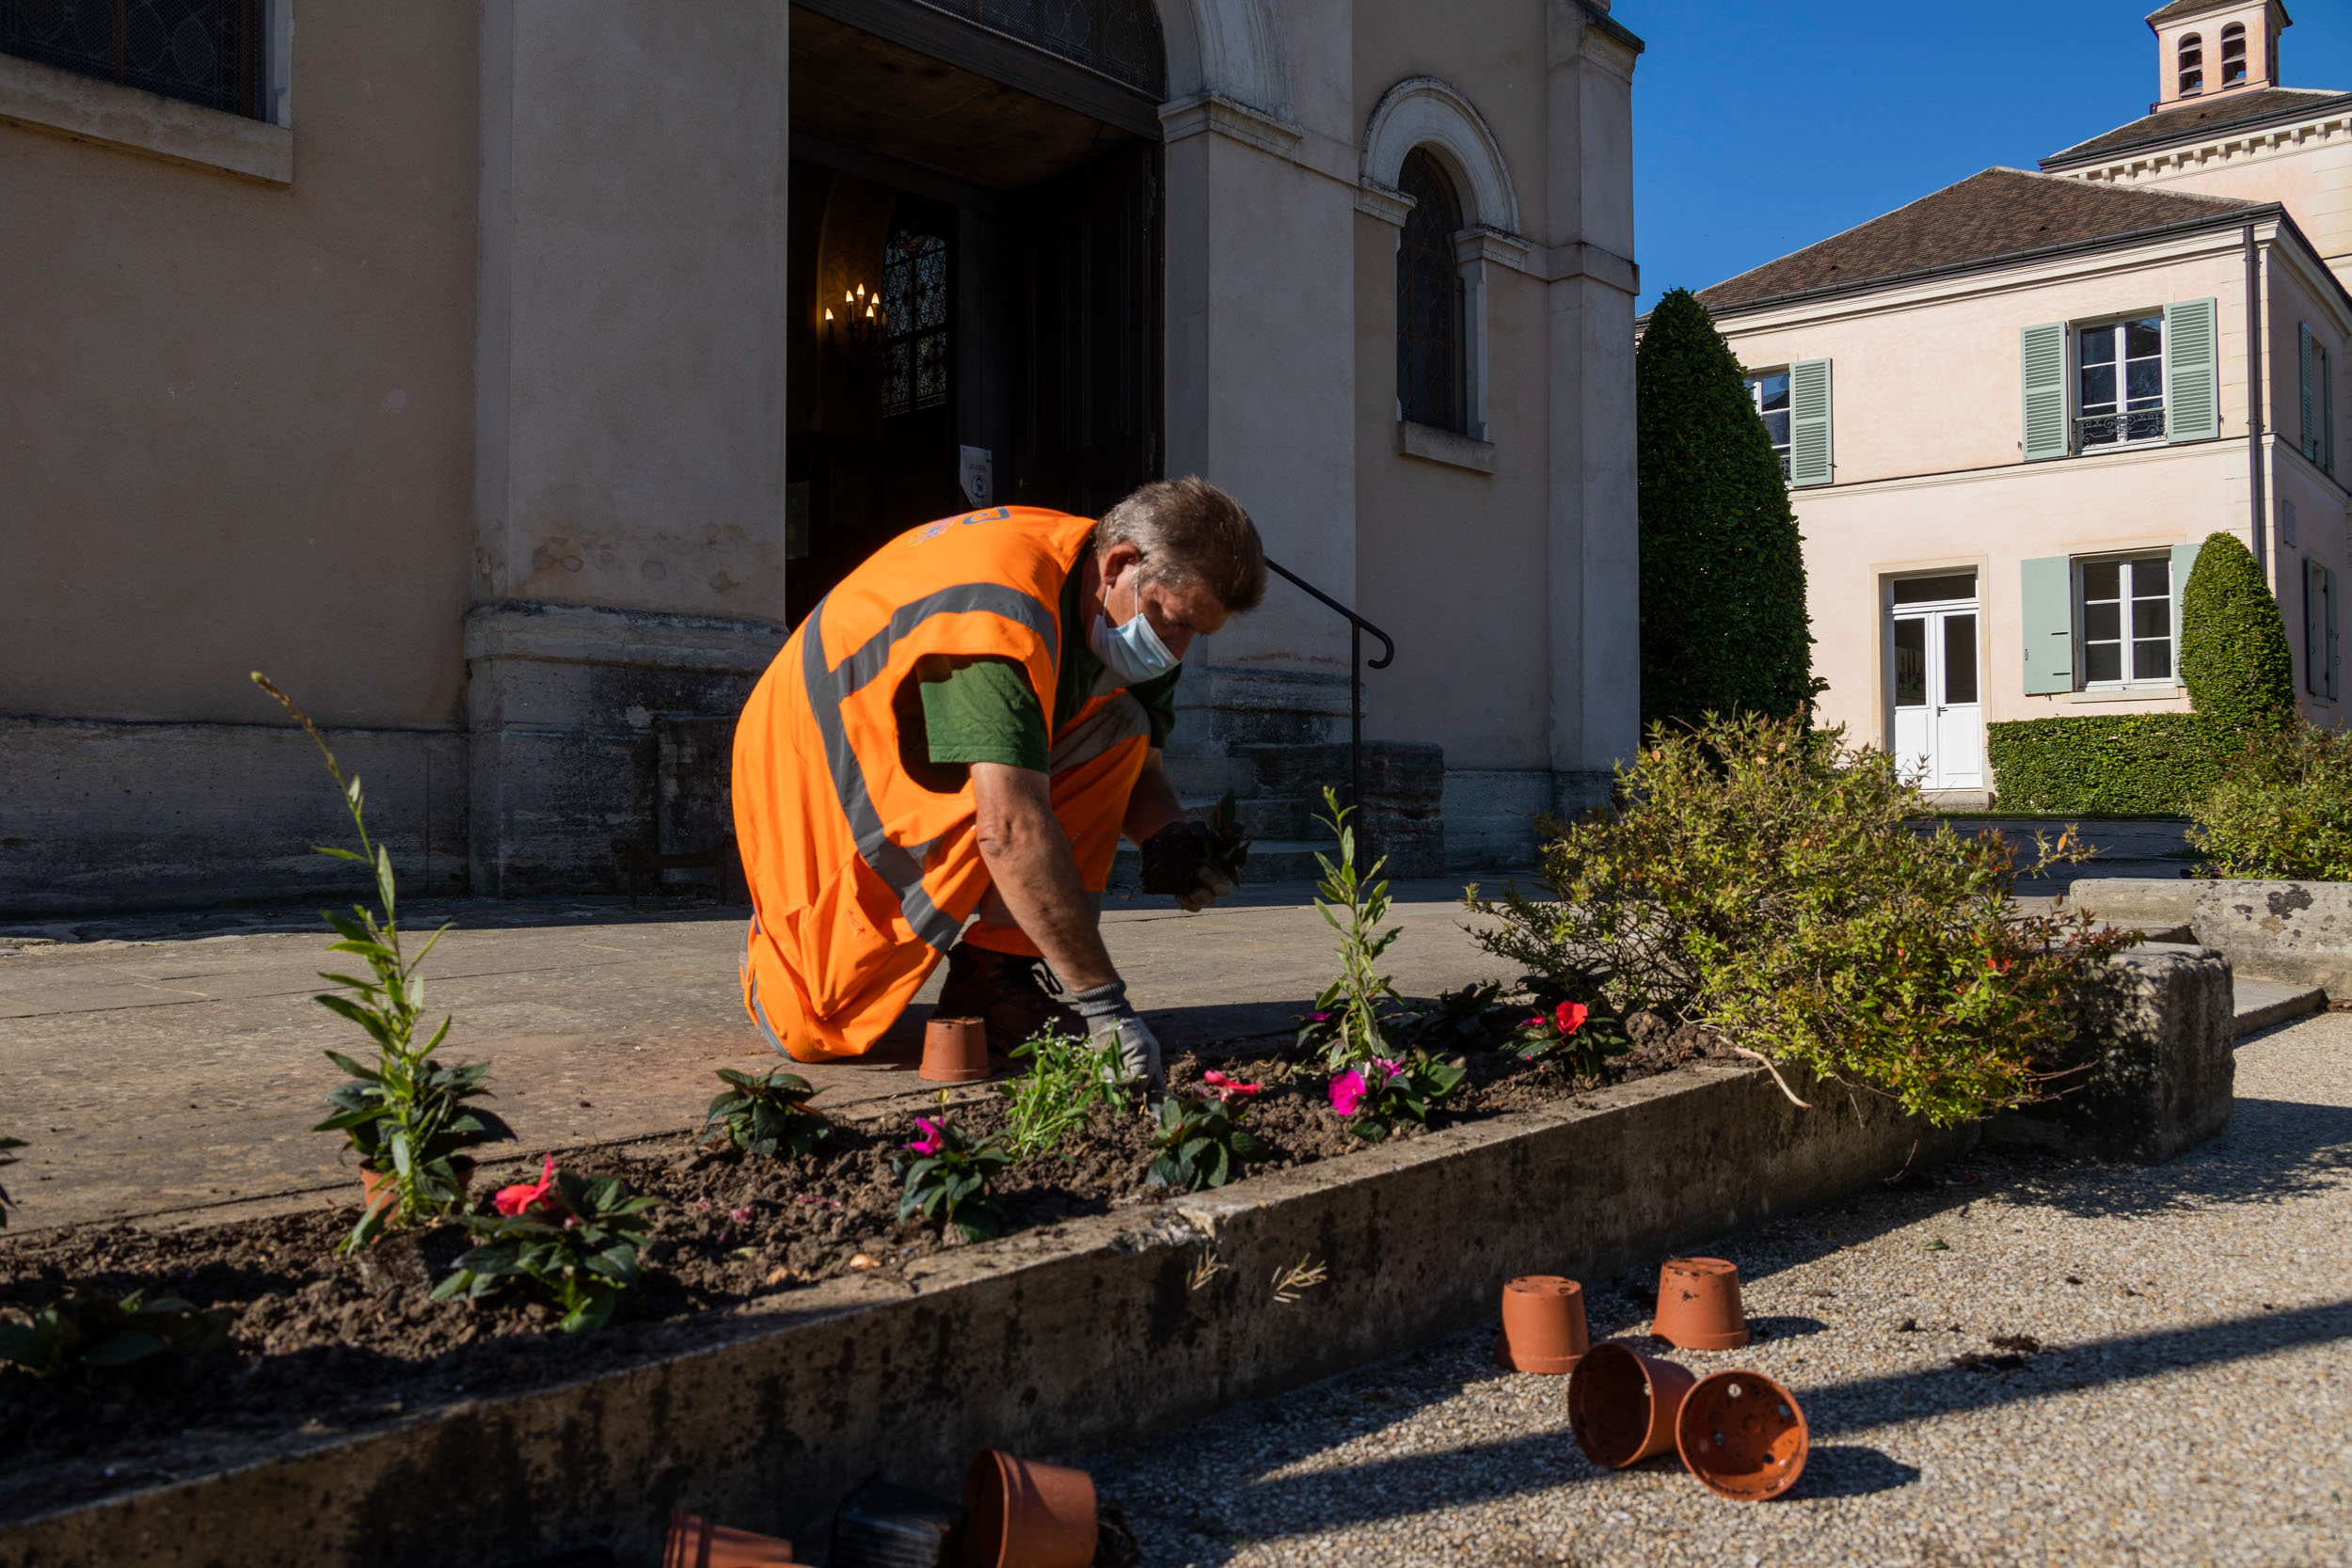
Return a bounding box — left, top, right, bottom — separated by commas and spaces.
2232, 976, 2328, 1037
1178, 793, 1311, 842
1110, 837, 1329, 890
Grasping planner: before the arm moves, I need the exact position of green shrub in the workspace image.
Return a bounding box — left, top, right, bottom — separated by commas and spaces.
1986, 714, 2224, 814
1636, 289, 1818, 730
2181, 531, 2295, 737
2190, 722, 2352, 879
1467, 712, 2136, 1127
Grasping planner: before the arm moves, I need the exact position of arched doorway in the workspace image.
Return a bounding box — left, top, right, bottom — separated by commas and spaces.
786, 0, 1168, 623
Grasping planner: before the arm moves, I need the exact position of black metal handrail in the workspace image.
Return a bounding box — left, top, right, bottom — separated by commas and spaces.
1263, 556, 1396, 809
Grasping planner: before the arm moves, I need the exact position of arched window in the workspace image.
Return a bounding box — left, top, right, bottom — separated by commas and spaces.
881, 229, 950, 419
1396, 149, 1465, 434
2220, 22, 2248, 86
2178, 32, 2203, 96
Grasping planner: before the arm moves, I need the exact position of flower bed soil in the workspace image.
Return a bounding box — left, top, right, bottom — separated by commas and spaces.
0, 1025, 1725, 1507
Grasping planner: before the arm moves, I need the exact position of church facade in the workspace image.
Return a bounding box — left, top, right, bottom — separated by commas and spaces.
0, 0, 1643, 914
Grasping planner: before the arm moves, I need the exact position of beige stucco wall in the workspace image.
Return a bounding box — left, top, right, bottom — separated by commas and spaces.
1717, 221, 2352, 757
0, 3, 478, 728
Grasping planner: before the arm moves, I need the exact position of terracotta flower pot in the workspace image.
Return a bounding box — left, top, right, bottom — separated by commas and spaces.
1493, 1275, 1590, 1374
662, 1510, 800, 1567
358, 1156, 474, 1217
922, 1015, 992, 1083
1675, 1370, 1810, 1501
1651, 1257, 1751, 1351
961, 1449, 1097, 1568
1566, 1341, 1699, 1468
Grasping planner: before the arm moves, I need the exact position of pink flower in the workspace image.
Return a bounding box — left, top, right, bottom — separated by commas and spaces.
492, 1154, 560, 1218
1328, 1069, 1368, 1117
1554, 1001, 1589, 1037
1200, 1070, 1263, 1102
1372, 1057, 1405, 1083
905, 1117, 946, 1157
1310, 1011, 1334, 1023
729, 1207, 755, 1225
1522, 1015, 1548, 1030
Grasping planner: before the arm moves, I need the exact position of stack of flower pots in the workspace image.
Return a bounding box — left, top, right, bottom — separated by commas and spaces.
1500, 1258, 1811, 1502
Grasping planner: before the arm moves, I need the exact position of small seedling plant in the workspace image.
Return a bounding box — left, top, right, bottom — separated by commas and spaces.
1300, 788, 1402, 1070
1327, 1053, 1466, 1142
432, 1156, 660, 1333
253, 673, 503, 1252
0, 1291, 229, 1378
1147, 1072, 1265, 1191
702, 1069, 832, 1158
996, 1026, 1134, 1159
894, 1117, 1011, 1242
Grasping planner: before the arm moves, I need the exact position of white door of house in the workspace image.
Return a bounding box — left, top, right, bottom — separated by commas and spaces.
1889, 575, 1982, 790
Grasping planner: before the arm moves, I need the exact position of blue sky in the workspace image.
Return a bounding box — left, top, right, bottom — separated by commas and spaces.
1626, 2, 2352, 313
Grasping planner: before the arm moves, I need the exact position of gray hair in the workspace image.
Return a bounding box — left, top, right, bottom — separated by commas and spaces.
1097, 476, 1266, 613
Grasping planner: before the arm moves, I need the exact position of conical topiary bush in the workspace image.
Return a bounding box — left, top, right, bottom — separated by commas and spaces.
2180, 531, 2295, 737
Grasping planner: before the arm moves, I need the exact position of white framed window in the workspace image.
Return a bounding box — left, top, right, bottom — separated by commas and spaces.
2076, 316, 2167, 450
2307, 558, 2340, 700
1748, 372, 1791, 479
2079, 556, 2174, 685
2299, 324, 2336, 476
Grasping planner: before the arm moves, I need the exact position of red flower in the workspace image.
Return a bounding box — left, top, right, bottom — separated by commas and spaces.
1200, 1069, 1262, 1102
493, 1153, 561, 1218
1554, 1001, 1589, 1037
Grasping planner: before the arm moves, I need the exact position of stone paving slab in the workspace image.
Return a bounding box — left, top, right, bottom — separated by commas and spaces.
0, 879, 1515, 1232
1088, 1010, 2352, 1567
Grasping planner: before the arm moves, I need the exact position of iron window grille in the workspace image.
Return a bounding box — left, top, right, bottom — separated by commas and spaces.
2075, 316, 2165, 450
881, 229, 951, 419
1, 0, 263, 119
1748, 372, 1792, 479
914, 0, 1165, 96
1395, 149, 1465, 435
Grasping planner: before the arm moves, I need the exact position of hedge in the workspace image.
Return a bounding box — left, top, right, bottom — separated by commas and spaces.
1986, 713, 2227, 815
2180, 530, 2295, 737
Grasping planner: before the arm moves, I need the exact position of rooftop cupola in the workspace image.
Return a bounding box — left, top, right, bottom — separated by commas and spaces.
2147, 0, 2290, 110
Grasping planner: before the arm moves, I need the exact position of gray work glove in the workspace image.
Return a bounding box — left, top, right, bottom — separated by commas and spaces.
1072, 978, 1165, 1090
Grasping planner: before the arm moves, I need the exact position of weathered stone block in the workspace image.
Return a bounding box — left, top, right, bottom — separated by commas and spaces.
2072, 876, 2352, 994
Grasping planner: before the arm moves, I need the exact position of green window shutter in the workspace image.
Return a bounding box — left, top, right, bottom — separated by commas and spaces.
2307, 556, 2321, 696
1788, 358, 1833, 486
2171, 540, 2202, 678
2330, 566, 2342, 701
2326, 345, 2337, 475
2299, 324, 2318, 461
2166, 297, 2218, 443
2021, 556, 2074, 694
2022, 322, 2070, 461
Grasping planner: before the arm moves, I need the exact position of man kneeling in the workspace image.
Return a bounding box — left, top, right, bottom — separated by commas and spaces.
732, 478, 1266, 1088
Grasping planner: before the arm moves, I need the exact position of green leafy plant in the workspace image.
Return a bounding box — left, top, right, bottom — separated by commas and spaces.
1327, 1053, 1466, 1142
1505, 997, 1629, 1078
1986, 713, 2224, 814
2182, 531, 2296, 739
2190, 721, 2352, 879
0, 1135, 22, 1229
1636, 288, 1820, 731
431, 1157, 660, 1333
1402, 981, 1518, 1053
995, 1026, 1131, 1159
1301, 787, 1401, 1069
1468, 711, 2136, 1127
894, 1117, 1011, 1242
701, 1069, 833, 1158
0, 1291, 230, 1378
1147, 1072, 1265, 1191
252, 673, 504, 1253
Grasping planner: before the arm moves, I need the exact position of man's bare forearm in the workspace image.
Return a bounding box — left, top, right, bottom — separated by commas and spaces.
971, 762, 1118, 990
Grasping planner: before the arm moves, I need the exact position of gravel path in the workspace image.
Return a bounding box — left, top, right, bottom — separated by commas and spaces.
1089, 1011, 2352, 1567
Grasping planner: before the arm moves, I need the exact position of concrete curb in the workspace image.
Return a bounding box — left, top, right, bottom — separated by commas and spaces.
0, 1061, 1968, 1568
2072, 877, 2352, 995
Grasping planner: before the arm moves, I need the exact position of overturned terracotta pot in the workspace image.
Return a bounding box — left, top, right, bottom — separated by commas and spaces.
922, 1015, 991, 1083
1567, 1341, 1699, 1468
1494, 1275, 1590, 1374
1676, 1369, 1810, 1500
358, 1156, 473, 1219
1651, 1257, 1751, 1351
661, 1510, 799, 1567
962, 1448, 1097, 1568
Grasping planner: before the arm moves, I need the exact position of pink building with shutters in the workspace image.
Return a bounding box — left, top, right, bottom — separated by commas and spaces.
1700, 0, 2350, 803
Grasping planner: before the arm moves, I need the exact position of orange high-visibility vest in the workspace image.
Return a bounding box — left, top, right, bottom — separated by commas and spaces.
733, 506, 1106, 1061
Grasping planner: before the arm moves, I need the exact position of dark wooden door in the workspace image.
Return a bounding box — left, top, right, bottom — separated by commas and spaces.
1009, 143, 1162, 517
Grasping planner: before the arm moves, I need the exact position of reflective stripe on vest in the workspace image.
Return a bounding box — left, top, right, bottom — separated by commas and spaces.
799, 581, 1061, 954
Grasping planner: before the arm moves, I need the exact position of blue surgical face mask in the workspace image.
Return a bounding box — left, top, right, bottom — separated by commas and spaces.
1089, 568, 1181, 685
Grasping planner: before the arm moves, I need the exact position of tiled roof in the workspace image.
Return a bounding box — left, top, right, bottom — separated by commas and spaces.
1695, 169, 2252, 313
2042, 86, 2350, 166
2141, 0, 2289, 24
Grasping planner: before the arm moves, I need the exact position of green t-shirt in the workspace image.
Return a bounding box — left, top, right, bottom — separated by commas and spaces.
914, 557, 1181, 771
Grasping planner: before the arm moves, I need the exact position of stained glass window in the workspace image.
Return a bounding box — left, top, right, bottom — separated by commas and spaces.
882, 230, 951, 419
917, 0, 1165, 95
1396, 150, 1466, 434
